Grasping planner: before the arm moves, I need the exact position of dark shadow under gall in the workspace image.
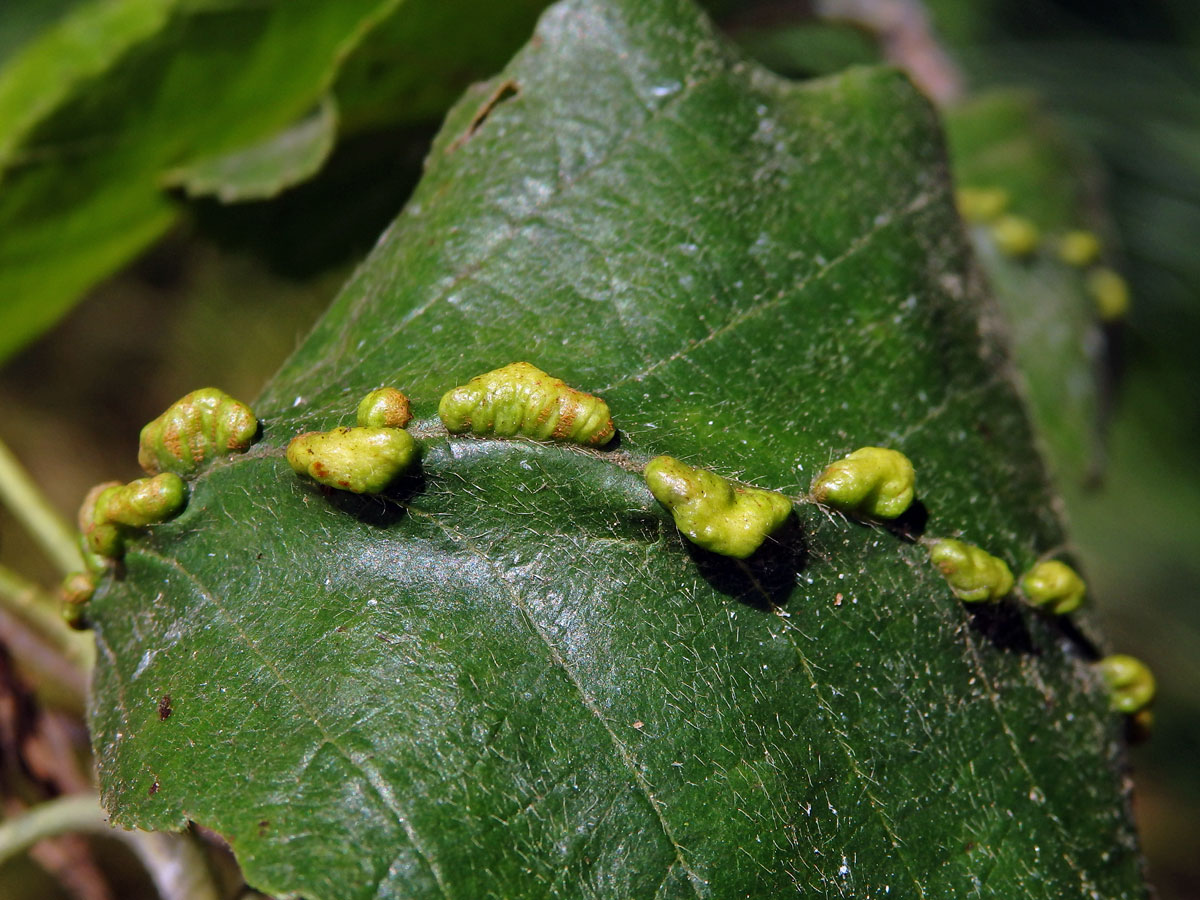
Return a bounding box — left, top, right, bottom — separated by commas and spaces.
882, 499, 928, 541
322, 467, 427, 528
1036, 610, 1102, 662
686, 516, 807, 611
967, 600, 1038, 655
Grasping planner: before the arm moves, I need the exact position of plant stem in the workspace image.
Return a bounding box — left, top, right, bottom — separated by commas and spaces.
0, 437, 85, 576
0, 794, 105, 868
0, 565, 94, 672
0, 795, 222, 900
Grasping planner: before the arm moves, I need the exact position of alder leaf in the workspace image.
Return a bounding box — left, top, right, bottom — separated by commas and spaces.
87, 1, 1148, 897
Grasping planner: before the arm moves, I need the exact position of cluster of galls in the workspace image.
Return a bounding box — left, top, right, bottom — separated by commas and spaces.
957, 185, 1130, 322
63, 388, 258, 627
67, 364, 1155, 730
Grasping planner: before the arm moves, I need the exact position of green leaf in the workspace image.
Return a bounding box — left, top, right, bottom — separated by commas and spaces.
0, 0, 549, 364
0, 0, 172, 168
945, 90, 1112, 487
163, 96, 339, 203
88, 1, 1147, 898
0, 0, 399, 364
331, 0, 549, 134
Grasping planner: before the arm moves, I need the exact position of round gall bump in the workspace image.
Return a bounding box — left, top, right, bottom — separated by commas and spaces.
956, 186, 1010, 223
1057, 230, 1102, 267
138, 387, 258, 476
929, 538, 1014, 603
990, 214, 1040, 258
287, 426, 418, 494
810, 446, 915, 520
1086, 267, 1130, 322
1020, 560, 1086, 614
1096, 654, 1155, 715
357, 388, 412, 429
438, 362, 614, 446
98, 473, 187, 528
645, 456, 792, 559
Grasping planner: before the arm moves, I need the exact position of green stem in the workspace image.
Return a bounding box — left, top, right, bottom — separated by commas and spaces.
0, 795, 221, 900
0, 437, 85, 576
0, 565, 94, 672
0, 794, 105, 868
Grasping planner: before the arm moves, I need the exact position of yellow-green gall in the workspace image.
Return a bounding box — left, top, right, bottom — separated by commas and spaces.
990, 214, 1040, 258
78, 538, 111, 575
60, 571, 95, 628
60, 571, 95, 608
956, 186, 1010, 223
80, 474, 186, 558
438, 362, 614, 446
96, 473, 187, 528
287, 427, 418, 494
139, 387, 258, 476
1057, 230, 1102, 267
1020, 559, 1086, 614
810, 446, 916, 519
79, 480, 123, 557
357, 387, 412, 429
929, 538, 1014, 603
1096, 654, 1155, 714
1086, 267, 1130, 321
644, 456, 792, 559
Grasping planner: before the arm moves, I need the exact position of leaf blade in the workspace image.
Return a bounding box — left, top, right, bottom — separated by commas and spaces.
89, 1, 1148, 898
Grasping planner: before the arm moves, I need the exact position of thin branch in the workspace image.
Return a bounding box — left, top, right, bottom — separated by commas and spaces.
0, 565, 94, 674
815, 0, 964, 104
0, 795, 222, 900
0, 437, 85, 576
0, 609, 87, 719
0, 794, 105, 868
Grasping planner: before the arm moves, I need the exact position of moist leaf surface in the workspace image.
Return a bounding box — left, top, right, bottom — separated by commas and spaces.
88, 1, 1147, 897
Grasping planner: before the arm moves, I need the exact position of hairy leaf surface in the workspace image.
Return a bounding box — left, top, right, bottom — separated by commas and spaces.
88, 1, 1147, 898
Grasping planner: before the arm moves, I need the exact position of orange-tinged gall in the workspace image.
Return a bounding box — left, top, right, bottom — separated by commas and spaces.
645, 456, 792, 559
438, 362, 614, 446
96, 473, 187, 528
990, 214, 1040, 258
60, 571, 95, 608
1020, 559, 1086, 614
139, 387, 258, 476
1097, 654, 1155, 714
956, 186, 1010, 223
81, 474, 186, 558
287, 426, 418, 494
79, 481, 123, 557
357, 387, 412, 429
929, 538, 1014, 603
810, 446, 915, 519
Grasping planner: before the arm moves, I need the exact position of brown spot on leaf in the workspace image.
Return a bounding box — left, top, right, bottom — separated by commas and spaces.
448, 79, 520, 153
158, 695, 172, 721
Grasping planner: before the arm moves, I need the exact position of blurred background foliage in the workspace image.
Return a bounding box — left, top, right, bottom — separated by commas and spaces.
0, 0, 1196, 897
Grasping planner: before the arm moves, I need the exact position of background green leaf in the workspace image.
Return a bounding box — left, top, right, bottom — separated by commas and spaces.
944, 89, 1112, 487
86, 0, 1146, 898
163, 96, 340, 203
0, 0, 550, 364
